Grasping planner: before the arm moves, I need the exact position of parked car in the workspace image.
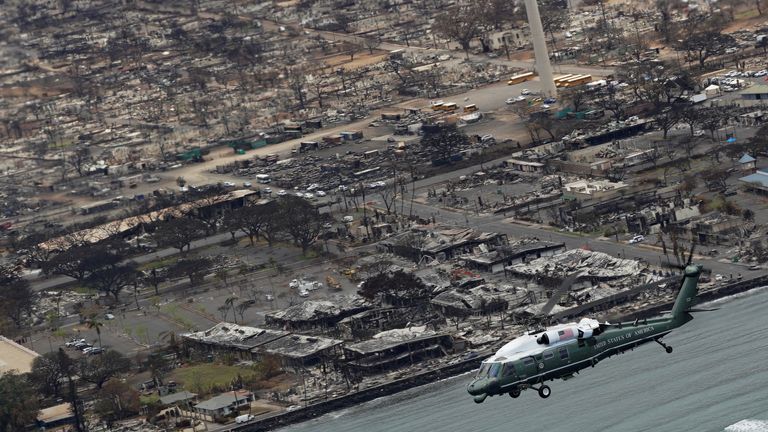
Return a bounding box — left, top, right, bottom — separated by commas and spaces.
628, 235, 645, 244
105, 313, 115, 320
544, 97, 557, 104
277, 190, 287, 196
315, 190, 327, 197
66, 338, 86, 347
749, 265, 761, 270
521, 88, 532, 95
342, 215, 354, 223
87, 347, 105, 355
243, 182, 252, 188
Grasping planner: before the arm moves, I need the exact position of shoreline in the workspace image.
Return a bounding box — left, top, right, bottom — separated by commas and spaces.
234, 274, 768, 431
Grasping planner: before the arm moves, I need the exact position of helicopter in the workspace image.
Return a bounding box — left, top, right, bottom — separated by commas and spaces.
467, 259, 709, 403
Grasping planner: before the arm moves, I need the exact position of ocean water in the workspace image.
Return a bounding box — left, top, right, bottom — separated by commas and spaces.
280, 288, 768, 432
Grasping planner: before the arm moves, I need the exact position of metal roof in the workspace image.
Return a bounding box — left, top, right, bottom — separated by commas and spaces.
160, 391, 197, 405
194, 390, 252, 411
739, 171, 768, 188
738, 154, 756, 164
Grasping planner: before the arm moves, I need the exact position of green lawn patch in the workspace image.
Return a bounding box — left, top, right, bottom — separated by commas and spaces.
140, 394, 160, 405
139, 256, 179, 271
170, 364, 258, 394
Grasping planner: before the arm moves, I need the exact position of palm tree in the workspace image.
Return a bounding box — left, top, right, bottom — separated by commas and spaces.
87, 318, 104, 348
224, 296, 238, 323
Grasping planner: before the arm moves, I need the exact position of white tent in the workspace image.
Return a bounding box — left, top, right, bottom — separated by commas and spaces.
705, 84, 721, 96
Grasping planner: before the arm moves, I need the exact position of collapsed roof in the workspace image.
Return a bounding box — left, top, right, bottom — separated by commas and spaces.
507, 249, 644, 281
265, 295, 371, 323
344, 325, 445, 355
181, 322, 289, 349
431, 284, 529, 311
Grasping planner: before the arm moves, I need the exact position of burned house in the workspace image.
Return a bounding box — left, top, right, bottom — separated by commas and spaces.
337, 307, 411, 341
430, 284, 530, 317
379, 226, 508, 263
255, 334, 343, 370
507, 249, 654, 307
182, 323, 343, 370
181, 323, 290, 360
463, 239, 565, 273
690, 215, 746, 246
39, 190, 262, 252
343, 326, 453, 375
264, 295, 371, 333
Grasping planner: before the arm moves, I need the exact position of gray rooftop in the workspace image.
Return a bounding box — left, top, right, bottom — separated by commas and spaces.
739, 170, 768, 188
194, 390, 252, 411
160, 391, 197, 405
739, 154, 756, 164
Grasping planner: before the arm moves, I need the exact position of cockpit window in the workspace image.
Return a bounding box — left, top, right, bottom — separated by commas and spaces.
477, 363, 491, 378
488, 363, 501, 378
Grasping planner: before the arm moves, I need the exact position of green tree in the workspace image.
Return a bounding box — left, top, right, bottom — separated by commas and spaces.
0, 279, 36, 328
168, 257, 214, 284
94, 379, 140, 425
29, 351, 70, 398
420, 124, 469, 163
359, 270, 430, 306
79, 350, 132, 389
152, 217, 208, 253
278, 196, 323, 256
0, 372, 39, 432
85, 261, 138, 302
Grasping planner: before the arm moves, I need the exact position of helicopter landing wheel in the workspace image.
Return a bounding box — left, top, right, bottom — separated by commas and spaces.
538, 385, 551, 399
655, 338, 673, 354
509, 387, 521, 398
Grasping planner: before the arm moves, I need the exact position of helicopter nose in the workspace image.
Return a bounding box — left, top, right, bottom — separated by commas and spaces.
467, 379, 485, 396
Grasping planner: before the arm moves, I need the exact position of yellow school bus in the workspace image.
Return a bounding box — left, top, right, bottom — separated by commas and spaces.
507, 72, 535, 85
562, 74, 593, 87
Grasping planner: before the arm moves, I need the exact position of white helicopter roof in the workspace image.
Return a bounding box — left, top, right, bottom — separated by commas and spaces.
484, 318, 601, 363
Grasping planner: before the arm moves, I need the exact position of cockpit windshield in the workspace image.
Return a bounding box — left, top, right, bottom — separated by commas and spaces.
476, 363, 491, 378
476, 362, 502, 378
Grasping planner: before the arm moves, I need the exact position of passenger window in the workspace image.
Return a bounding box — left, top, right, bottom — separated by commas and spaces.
543, 352, 554, 360
559, 347, 569, 360
523, 358, 534, 366
502, 364, 517, 377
